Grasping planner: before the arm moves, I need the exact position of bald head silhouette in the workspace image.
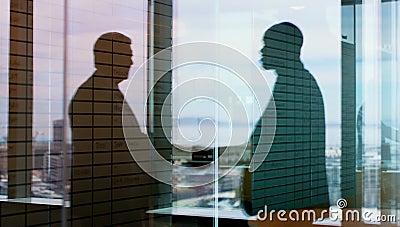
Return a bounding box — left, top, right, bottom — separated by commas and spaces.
69, 32, 155, 225
93, 32, 133, 85
243, 22, 329, 215
261, 22, 303, 72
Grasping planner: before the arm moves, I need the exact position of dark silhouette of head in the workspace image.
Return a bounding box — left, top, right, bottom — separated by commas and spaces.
94, 32, 133, 84
261, 22, 303, 72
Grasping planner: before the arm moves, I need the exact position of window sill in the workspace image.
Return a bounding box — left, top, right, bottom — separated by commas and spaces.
147, 206, 256, 220
0, 195, 70, 207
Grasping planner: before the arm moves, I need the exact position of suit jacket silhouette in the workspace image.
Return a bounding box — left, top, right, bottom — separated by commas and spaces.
68, 32, 167, 226
243, 22, 329, 215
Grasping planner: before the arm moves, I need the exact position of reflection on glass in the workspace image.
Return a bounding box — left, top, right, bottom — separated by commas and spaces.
243, 22, 329, 215
68, 31, 172, 225
0, 0, 399, 226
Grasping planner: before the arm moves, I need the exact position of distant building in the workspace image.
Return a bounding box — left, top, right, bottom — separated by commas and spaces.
33, 141, 48, 171
52, 119, 64, 151
0, 142, 7, 177
43, 150, 63, 193
341, 41, 356, 206
42, 119, 65, 193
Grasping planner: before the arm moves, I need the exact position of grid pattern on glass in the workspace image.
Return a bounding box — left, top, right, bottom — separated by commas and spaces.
0, 0, 173, 226
243, 22, 330, 215
66, 0, 172, 226
7, 0, 33, 200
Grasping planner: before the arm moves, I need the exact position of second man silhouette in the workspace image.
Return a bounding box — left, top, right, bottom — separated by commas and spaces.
243, 22, 330, 215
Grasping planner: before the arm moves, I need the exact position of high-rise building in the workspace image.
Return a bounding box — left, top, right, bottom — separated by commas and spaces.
341, 41, 356, 207
52, 119, 64, 152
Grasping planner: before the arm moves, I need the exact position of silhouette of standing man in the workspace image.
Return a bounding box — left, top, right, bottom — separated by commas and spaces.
243, 22, 330, 215
69, 32, 159, 226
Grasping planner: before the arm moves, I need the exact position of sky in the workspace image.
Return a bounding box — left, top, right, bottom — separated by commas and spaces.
0, 0, 399, 148
172, 0, 341, 147
1, 0, 148, 142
